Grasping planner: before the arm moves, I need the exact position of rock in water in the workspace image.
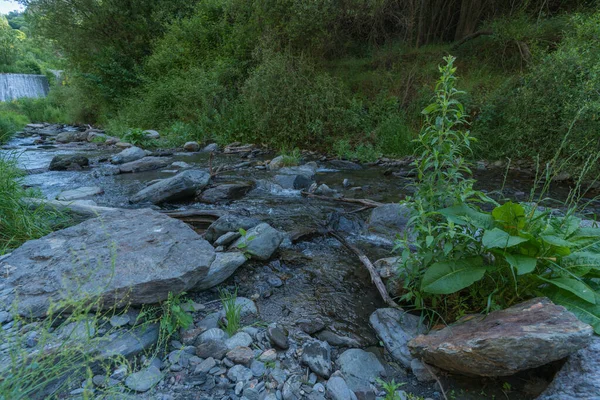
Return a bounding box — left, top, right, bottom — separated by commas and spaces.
198, 183, 253, 204
118, 157, 169, 173
0, 209, 215, 317
49, 155, 89, 171
231, 223, 284, 260
368, 203, 412, 235
408, 298, 593, 377
369, 308, 426, 369
110, 146, 146, 165
130, 169, 211, 204
536, 336, 600, 400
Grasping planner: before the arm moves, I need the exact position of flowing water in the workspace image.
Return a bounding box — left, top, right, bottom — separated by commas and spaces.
0, 74, 50, 102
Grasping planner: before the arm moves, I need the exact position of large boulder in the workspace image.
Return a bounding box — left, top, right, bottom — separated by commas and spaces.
408, 298, 593, 377
205, 214, 261, 243
231, 223, 285, 260
49, 155, 89, 171
368, 203, 412, 235
198, 183, 253, 204
110, 146, 147, 165
118, 157, 169, 173
130, 170, 211, 204
369, 308, 426, 369
0, 209, 216, 317
536, 336, 600, 400
194, 252, 247, 291
274, 164, 317, 190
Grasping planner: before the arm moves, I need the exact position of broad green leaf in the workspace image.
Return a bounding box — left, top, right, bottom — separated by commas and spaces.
439, 204, 495, 230
239, 228, 247, 236
539, 277, 596, 304
492, 202, 526, 230
421, 258, 486, 294
562, 252, 600, 271
426, 235, 434, 247
482, 228, 529, 249
546, 288, 600, 334
504, 254, 537, 275
541, 235, 574, 248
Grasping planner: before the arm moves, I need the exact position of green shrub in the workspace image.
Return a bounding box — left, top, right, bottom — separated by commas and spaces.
475, 12, 600, 172
0, 110, 29, 143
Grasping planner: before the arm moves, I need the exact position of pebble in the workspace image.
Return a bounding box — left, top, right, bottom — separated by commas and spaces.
227, 365, 253, 383
251, 360, 267, 377
227, 346, 255, 365
225, 331, 253, 350
195, 357, 216, 374
259, 349, 278, 362
267, 326, 289, 350
124, 366, 162, 392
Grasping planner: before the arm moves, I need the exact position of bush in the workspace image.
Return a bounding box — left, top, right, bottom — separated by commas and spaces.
0, 110, 29, 143
475, 12, 600, 172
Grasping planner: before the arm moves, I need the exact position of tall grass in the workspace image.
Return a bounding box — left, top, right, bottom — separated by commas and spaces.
0, 156, 71, 253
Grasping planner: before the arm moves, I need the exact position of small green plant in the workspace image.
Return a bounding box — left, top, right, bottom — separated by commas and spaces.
236, 228, 256, 258
333, 139, 381, 163
121, 128, 149, 147
158, 292, 194, 337
219, 287, 242, 336
376, 378, 406, 400
279, 147, 301, 167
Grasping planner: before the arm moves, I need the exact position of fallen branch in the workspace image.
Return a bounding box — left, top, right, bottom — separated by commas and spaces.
301, 192, 384, 208
329, 231, 400, 308
452, 30, 493, 50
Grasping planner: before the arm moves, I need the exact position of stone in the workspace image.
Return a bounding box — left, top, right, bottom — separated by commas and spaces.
196, 339, 228, 359
195, 252, 247, 291
115, 142, 132, 148
171, 161, 190, 169
198, 183, 254, 204
92, 164, 121, 177
267, 326, 289, 349
195, 357, 216, 374
144, 130, 160, 139
314, 184, 336, 197
408, 298, 593, 377
204, 143, 219, 152
337, 349, 385, 394
56, 186, 103, 201
370, 308, 426, 369
109, 314, 130, 328
230, 297, 258, 317
296, 318, 325, 335
184, 141, 200, 152
251, 360, 266, 377
225, 332, 253, 350
316, 331, 360, 348
259, 349, 277, 363
231, 223, 285, 261
96, 324, 159, 360
227, 346, 254, 365
56, 131, 87, 143
368, 203, 412, 235
274, 165, 317, 190
1, 209, 215, 317
110, 146, 146, 165
326, 375, 358, 400
205, 214, 261, 243
410, 359, 437, 383
268, 156, 288, 170
130, 169, 211, 204
373, 257, 401, 279
227, 365, 253, 383
118, 157, 169, 173
199, 328, 228, 343
535, 337, 600, 400
49, 155, 89, 171
214, 232, 241, 247
282, 375, 303, 400
301, 340, 331, 378
125, 366, 162, 392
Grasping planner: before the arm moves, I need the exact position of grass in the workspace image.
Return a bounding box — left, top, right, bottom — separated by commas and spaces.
219, 287, 242, 336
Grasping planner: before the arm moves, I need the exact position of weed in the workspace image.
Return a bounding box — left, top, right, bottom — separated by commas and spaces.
279, 147, 301, 167
219, 287, 242, 336
376, 378, 406, 400
158, 292, 194, 337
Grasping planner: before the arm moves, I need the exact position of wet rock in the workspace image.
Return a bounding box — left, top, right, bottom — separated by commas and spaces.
204, 143, 219, 152
337, 349, 386, 394
118, 157, 169, 173
143, 130, 160, 140
198, 183, 253, 204
1, 209, 215, 317
92, 164, 121, 177
227, 365, 253, 383
408, 298, 593, 377
316, 331, 360, 348
370, 308, 426, 369
314, 184, 336, 197
227, 346, 254, 365
110, 146, 146, 165
296, 318, 326, 335
329, 160, 362, 170
267, 326, 289, 349
49, 155, 89, 171
536, 336, 600, 400
184, 141, 200, 152
214, 232, 241, 247
274, 165, 317, 190
326, 375, 358, 400
194, 252, 247, 291
125, 366, 162, 392
301, 340, 332, 378
326, 212, 367, 235
56, 131, 87, 143
196, 339, 229, 360
205, 214, 261, 243
171, 161, 190, 169
268, 155, 287, 170
368, 203, 412, 235
56, 186, 103, 201
130, 169, 211, 204
231, 223, 285, 260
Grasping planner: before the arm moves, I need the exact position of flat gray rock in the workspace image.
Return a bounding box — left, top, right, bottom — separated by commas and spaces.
231, 223, 284, 260
125, 366, 162, 392
130, 170, 211, 204
118, 157, 169, 173
337, 349, 385, 394
205, 214, 261, 243
195, 252, 247, 291
57, 186, 103, 201
0, 209, 215, 317
301, 340, 332, 378
111, 146, 146, 165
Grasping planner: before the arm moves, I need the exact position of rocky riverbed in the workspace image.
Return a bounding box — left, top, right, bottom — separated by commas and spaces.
1, 124, 599, 400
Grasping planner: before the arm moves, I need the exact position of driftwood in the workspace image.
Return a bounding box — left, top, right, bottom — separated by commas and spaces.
301, 192, 384, 208
329, 231, 400, 308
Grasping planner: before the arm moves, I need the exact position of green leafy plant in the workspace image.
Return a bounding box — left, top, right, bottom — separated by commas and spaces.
219, 287, 242, 336
376, 378, 406, 400
279, 147, 301, 167
122, 128, 152, 147
159, 292, 194, 337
